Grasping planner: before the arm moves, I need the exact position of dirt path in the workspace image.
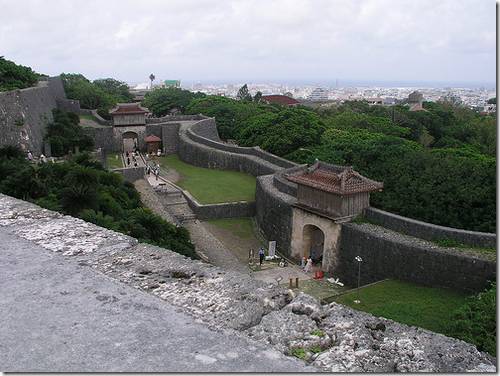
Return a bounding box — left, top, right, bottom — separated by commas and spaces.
202, 221, 264, 264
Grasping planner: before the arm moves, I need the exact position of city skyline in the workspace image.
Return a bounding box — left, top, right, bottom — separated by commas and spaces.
0, 0, 496, 86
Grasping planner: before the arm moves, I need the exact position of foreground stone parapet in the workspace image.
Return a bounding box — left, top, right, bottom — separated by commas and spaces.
0, 194, 495, 372
0, 195, 136, 256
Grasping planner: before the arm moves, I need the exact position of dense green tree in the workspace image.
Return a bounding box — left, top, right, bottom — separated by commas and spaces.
237, 108, 325, 156
236, 84, 252, 101
93, 78, 133, 102
0, 147, 197, 259
286, 127, 495, 232
0, 56, 39, 91
45, 109, 94, 157
61, 73, 114, 110
186, 96, 275, 140
142, 87, 205, 117
253, 91, 263, 103
61, 73, 134, 119
487, 97, 496, 105
448, 283, 496, 356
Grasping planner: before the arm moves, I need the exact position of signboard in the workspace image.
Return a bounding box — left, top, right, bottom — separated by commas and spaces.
268, 241, 276, 258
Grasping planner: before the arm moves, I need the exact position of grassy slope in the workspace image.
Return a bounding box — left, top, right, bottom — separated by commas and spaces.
206, 217, 256, 239
159, 155, 256, 204
106, 153, 123, 169
334, 279, 468, 335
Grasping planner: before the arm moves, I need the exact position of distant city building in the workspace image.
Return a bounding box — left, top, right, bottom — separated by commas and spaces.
439, 93, 462, 106
383, 97, 398, 106
308, 87, 329, 101
163, 80, 181, 88
365, 97, 383, 106
481, 103, 496, 114
408, 91, 425, 111
261, 94, 300, 107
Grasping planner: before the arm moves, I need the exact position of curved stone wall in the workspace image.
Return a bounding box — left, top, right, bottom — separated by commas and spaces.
177, 119, 294, 176
364, 207, 496, 248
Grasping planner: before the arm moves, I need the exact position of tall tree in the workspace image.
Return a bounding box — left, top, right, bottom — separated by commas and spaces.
253, 91, 263, 103
149, 73, 155, 89
236, 84, 252, 101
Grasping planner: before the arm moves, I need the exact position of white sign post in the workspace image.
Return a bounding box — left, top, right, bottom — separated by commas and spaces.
268, 241, 276, 258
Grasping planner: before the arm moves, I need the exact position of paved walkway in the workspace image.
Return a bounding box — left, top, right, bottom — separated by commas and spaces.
0, 229, 312, 372
122, 151, 146, 168
252, 263, 312, 285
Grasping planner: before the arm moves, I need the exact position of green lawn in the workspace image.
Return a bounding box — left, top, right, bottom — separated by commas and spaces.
158, 155, 256, 204
79, 114, 97, 121
106, 153, 123, 169
206, 217, 257, 239
334, 279, 469, 335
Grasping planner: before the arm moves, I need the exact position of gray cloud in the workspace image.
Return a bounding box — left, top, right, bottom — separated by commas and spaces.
0, 0, 495, 84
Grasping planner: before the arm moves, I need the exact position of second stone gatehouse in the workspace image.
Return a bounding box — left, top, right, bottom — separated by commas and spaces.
285, 161, 383, 272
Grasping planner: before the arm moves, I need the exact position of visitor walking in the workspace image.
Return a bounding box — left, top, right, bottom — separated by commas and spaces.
304, 257, 313, 273
127, 157, 130, 166
27, 150, 33, 162
134, 161, 138, 168
258, 247, 265, 266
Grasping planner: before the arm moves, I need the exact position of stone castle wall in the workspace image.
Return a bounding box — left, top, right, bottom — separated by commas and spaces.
364, 207, 496, 248
183, 190, 256, 220
336, 223, 496, 293
0, 77, 71, 154
177, 119, 296, 176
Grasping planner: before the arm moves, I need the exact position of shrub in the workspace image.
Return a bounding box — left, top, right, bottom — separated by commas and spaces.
448, 283, 496, 356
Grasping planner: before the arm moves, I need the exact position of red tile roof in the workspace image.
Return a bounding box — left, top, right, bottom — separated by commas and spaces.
109, 103, 149, 115
286, 162, 383, 195
262, 95, 300, 106
144, 135, 161, 143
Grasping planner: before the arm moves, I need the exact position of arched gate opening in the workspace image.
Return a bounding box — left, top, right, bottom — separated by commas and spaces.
302, 224, 325, 265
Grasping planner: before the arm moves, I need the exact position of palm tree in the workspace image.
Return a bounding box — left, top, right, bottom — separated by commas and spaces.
149, 73, 155, 89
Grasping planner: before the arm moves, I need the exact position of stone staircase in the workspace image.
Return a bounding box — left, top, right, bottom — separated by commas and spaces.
148, 176, 197, 225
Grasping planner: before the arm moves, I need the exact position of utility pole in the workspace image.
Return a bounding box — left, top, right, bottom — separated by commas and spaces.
354, 255, 363, 304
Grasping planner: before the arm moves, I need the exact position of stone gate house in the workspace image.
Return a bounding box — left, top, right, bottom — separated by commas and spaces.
109, 103, 149, 152
286, 162, 383, 272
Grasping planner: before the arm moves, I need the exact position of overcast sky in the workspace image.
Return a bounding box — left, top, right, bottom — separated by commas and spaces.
0, 0, 496, 85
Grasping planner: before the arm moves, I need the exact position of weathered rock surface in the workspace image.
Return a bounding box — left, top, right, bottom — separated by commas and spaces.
0, 194, 495, 372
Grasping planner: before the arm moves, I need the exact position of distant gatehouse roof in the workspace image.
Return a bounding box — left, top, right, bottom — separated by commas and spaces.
286, 161, 383, 195
261, 95, 300, 106
144, 135, 161, 143
109, 103, 149, 115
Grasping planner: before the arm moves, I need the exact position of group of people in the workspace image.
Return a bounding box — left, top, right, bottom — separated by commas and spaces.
250, 247, 316, 273
125, 150, 139, 168
146, 163, 161, 180
301, 256, 314, 273
27, 150, 53, 164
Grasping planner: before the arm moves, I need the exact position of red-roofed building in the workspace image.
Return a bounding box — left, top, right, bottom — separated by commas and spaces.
261, 95, 300, 107
144, 134, 161, 154
109, 103, 150, 126
286, 161, 383, 219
